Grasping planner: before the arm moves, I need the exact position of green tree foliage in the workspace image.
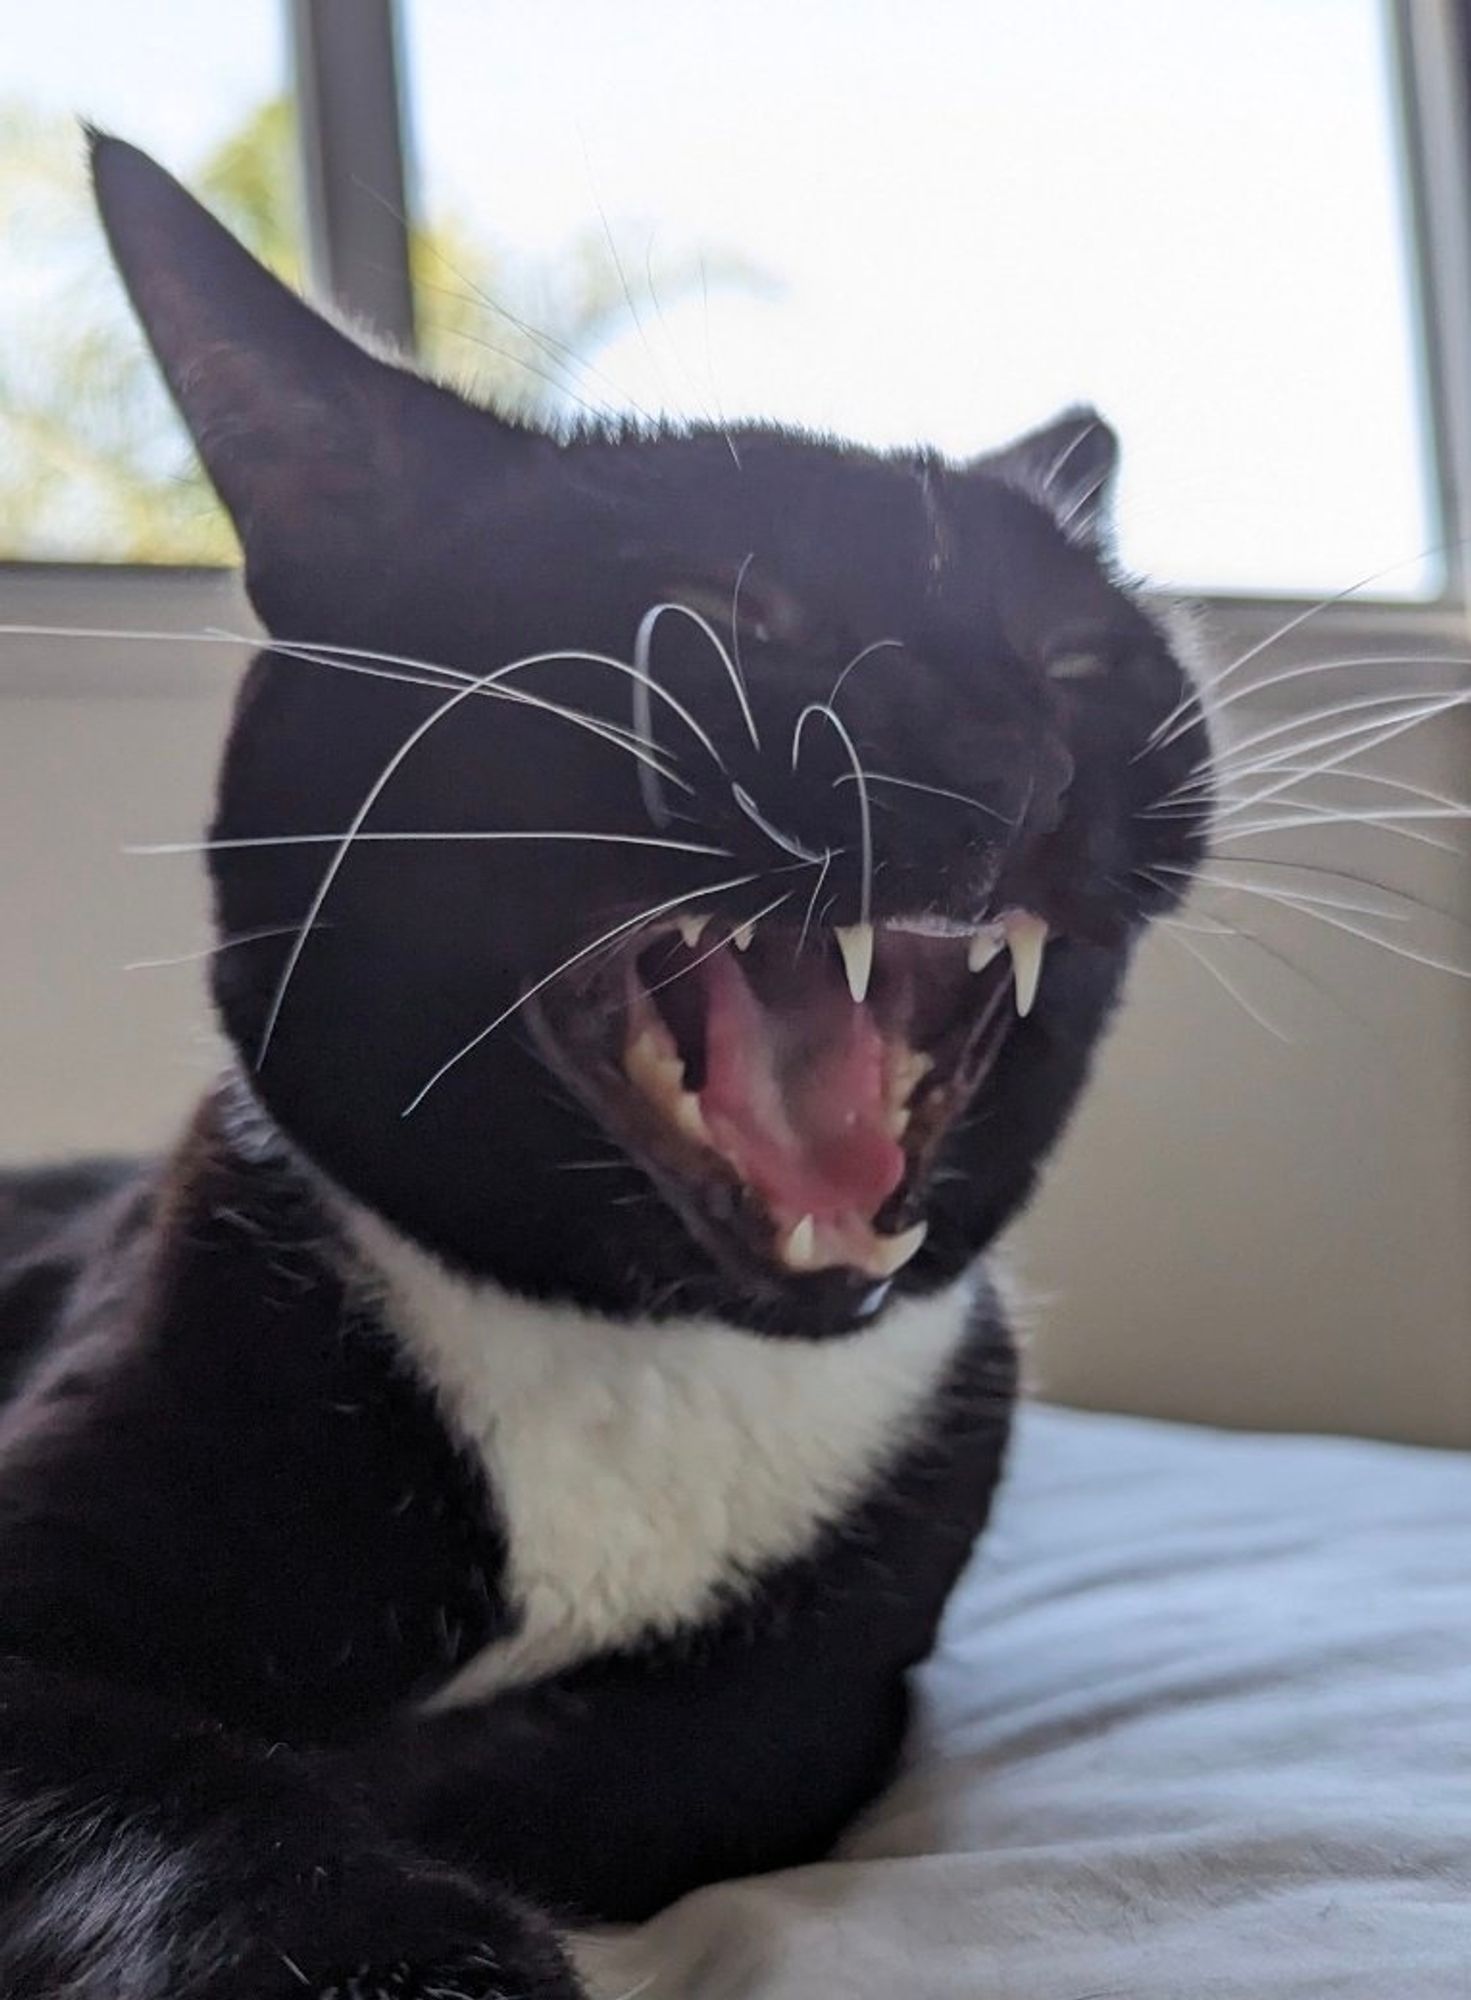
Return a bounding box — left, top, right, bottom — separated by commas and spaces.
0, 98, 762, 563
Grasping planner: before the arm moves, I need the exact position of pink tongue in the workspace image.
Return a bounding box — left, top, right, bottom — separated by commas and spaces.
698, 945, 905, 1224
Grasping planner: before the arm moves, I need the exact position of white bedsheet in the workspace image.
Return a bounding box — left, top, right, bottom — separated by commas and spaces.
579, 1405, 1471, 1998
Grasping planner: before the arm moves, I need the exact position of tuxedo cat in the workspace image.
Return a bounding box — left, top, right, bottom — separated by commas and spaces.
0, 135, 1209, 1997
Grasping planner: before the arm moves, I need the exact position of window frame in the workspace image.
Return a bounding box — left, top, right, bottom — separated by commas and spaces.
3, 0, 1469, 707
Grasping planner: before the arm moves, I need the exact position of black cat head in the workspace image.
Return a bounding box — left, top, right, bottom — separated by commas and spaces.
93, 133, 1211, 1335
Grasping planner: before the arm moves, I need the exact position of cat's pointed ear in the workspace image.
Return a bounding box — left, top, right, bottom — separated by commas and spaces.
90, 131, 527, 622
970, 406, 1119, 549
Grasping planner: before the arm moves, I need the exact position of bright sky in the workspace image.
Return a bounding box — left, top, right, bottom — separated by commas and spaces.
6, 0, 1440, 596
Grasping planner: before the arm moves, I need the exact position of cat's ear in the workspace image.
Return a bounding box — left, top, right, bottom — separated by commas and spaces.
970, 406, 1119, 549
89, 131, 532, 623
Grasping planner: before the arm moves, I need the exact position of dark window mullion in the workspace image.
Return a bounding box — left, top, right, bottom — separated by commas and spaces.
1389, 0, 1471, 610
288, 0, 416, 350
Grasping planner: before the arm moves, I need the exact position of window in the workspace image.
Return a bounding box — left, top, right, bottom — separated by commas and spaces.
0, 0, 1465, 617
0, 0, 292, 562
404, 0, 1439, 599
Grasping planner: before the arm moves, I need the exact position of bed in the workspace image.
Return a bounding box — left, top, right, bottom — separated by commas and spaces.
578, 1404, 1471, 1998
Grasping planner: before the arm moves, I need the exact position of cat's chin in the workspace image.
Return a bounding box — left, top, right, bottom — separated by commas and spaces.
528, 907, 1043, 1302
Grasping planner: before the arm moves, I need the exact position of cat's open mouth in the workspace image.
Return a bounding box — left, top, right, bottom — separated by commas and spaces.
532, 909, 1046, 1292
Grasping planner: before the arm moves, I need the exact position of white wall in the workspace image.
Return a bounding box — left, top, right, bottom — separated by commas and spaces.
3, 585, 1468, 1446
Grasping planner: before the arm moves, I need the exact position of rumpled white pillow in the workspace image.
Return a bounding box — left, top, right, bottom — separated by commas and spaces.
580, 1405, 1471, 1999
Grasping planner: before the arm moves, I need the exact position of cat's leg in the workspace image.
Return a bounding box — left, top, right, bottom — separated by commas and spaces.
0, 1659, 585, 2000
361, 1629, 914, 1927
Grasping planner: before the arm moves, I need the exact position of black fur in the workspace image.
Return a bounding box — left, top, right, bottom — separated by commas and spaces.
0, 133, 1210, 1995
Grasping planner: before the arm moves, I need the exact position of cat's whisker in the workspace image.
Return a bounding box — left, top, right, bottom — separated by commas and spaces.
699, 254, 744, 473
1156, 858, 1471, 950
1158, 860, 1417, 923
1175, 700, 1471, 833
827, 637, 906, 709
584, 156, 676, 418
258, 635, 707, 790
123, 922, 311, 971
353, 177, 662, 426
729, 551, 756, 704
1213, 803, 1465, 854
1132, 867, 1346, 1012
1153, 651, 1471, 752
833, 768, 1012, 825
1146, 689, 1471, 813
130, 829, 734, 859
401, 870, 762, 1117
791, 703, 873, 929
796, 846, 838, 961
1213, 760, 1471, 820
410, 311, 626, 428
644, 227, 727, 443
1198, 687, 1471, 780
636, 601, 761, 754
407, 275, 639, 430
0, 622, 694, 791
639, 888, 795, 1003
255, 642, 726, 1070
1147, 757, 1471, 830
1151, 922, 1296, 1042
1190, 851, 1471, 927
1137, 544, 1453, 756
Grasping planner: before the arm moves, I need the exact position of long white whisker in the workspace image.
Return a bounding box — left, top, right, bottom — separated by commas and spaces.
796, 846, 837, 960
1212, 803, 1464, 853
402, 870, 761, 1117
1137, 546, 1451, 756
729, 783, 828, 863
1153, 652, 1471, 753
1168, 866, 1412, 922
258, 634, 702, 789
353, 175, 661, 426
130, 830, 733, 858
827, 637, 905, 709
1222, 761, 1471, 818
730, 551, 756, 704
254, 645, 712, 1069
124, 922, 307, 971
1152, 924, 1294, 1041
834, 767, 1011, 824
792, 703, 872, 928
1190, 881, 1471, 981
1173, 851, 1470, 927
1183, 701, 1471, 834
637, 601, 761, 751
0, 622, 450, 689
1204, 688, 1471, 777
1150, 691, 1471, 813
640, 888, 795, 1000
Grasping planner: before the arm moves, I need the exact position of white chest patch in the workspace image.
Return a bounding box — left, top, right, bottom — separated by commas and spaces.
345, 1211, 974, 1707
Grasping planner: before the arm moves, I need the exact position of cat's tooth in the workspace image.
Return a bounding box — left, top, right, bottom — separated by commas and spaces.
834, 923, 875, 1005
967, 927, 1003, 974
677, 914, 709, 951
673, 1091, 710, 1143
626, 1026, 685, 1097
867, 1219, 928, 1277
1003, 911, 1049, 1016
780, 1214, 818, 1271
733, 921, 756, 953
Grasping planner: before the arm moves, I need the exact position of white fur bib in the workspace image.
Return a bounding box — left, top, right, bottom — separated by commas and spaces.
345, 1210, 973, 1706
